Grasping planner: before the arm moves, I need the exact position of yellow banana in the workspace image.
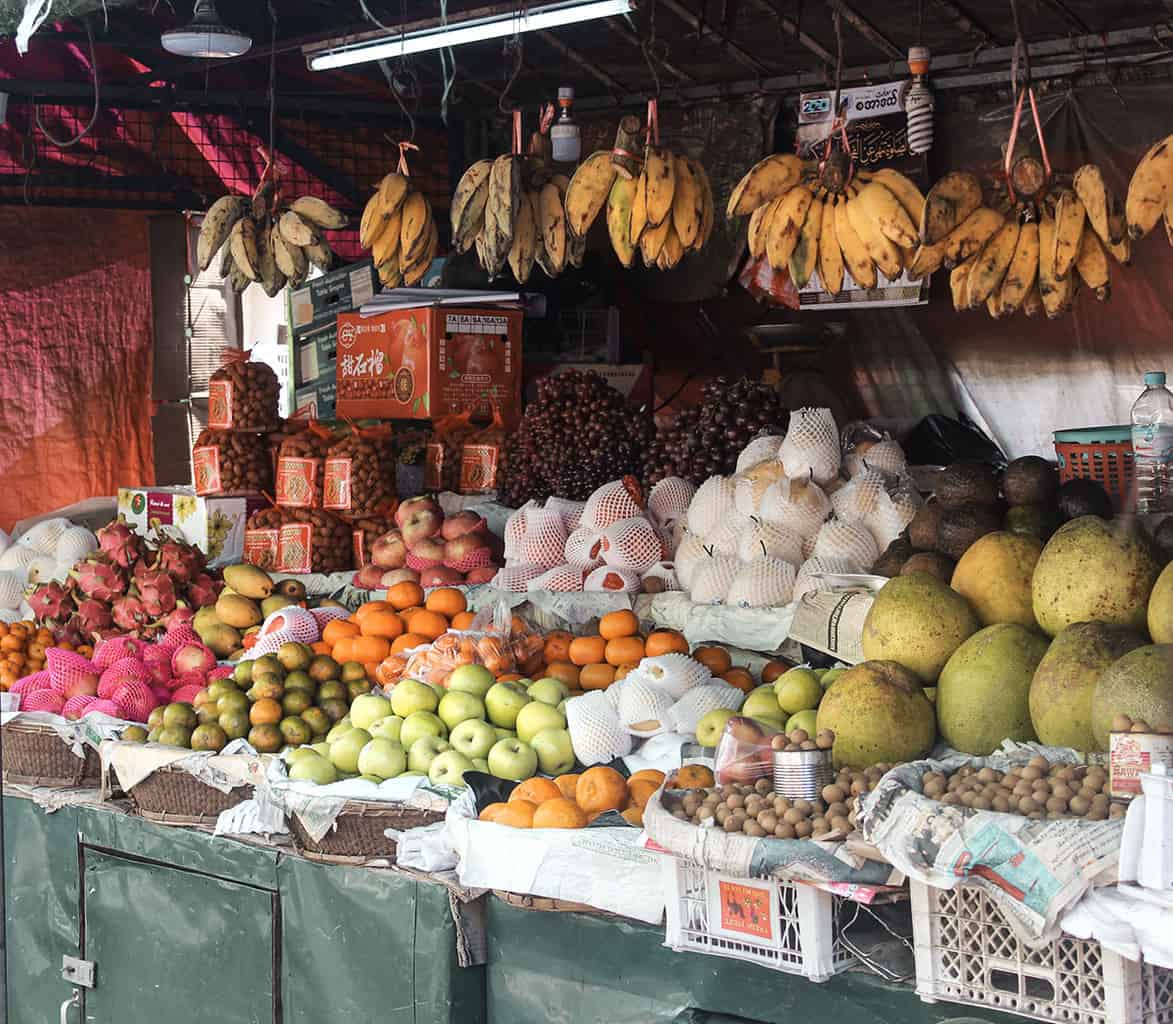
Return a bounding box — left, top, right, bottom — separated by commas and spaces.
869, 168, 925, 226
630, 167, 649, 246
451, 159, 493, 252
371, 206, 402, 269
508, 191, 537, 284
765, 185, 813, 271
727, 153, 803, 217
643, 147, 676, 227
565, 150, 617, 238
942, 207, 1004, 268
857, 181, 918, 248
950, 257, 975, 311
1074, 226, 1111, 301
1037, 210, 1074, 318
377, 173, 410, 216
360, 190, 390, 251
1127, 134, 1173, 239
999, 220, 1039, 316
1022, 283, 1043, 317
1073, 164, 1113, 248
986, 287, 1007, 319
567, 230, 586, 269
846, 192, 903, 280
398, 192, 430, 263
967, 216, 1021, 305
256, 220, 284, 297
1051, 188, 1086, 277
671, 154, 702, 249
691, 158, 716, 248
229, 217, 260, 280
658, 223, 685, 270
290, 196, 347, 230
377, 257, 402, 289
640, 216, 672, 265
747, 199, 775, 260
834, 196, 877, 290
789, 195, 823, 288
908, 240, 947, 279
606, 176, 637, 269
483, 155, 519, 275
537, 182, 566, 275
921, 171, 982, 245
197, 195, 247, 271
278, 210, 318, 248
271, 223, 307, 282
303, 239, 332, 272
817, 196, 845, 295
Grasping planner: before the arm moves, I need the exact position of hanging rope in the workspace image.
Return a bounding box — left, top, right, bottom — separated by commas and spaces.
638, 0, 663, 97
265, 1, 277, 178
437, 0, 456, 125
1004, 0, 1051, 201
35, 16, 100, 147
498, 32, 524, 114
831, 9, 844, 119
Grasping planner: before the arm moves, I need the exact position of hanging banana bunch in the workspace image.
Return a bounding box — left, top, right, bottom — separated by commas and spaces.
358, 151, 439, 289
198, 181, 347, 296
1126, 133, 1173, 246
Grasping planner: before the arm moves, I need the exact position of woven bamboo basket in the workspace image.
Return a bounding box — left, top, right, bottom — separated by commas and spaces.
128, 767, 252, 827
288, 801, 443, 864
1, 720, 101, 787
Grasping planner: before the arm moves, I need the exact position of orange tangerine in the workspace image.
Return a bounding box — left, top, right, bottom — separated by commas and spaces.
568, 635, 606, 666
391, 632, 428, 654
387, 581, 425, 611
645, 630, 688, 657
692, 645, 733, 675
575, 766, 628, 814
407, 610, 448, 641
578, 663, 615, 690
553, 774, 581, 800
495, 799, 537, 828
604, 636, 645, 667
359, 610, 404, 640
533, 798, 588, 829
543, 630, 573, 664
544, 661, 580, 687
479, 802, 509, 822
510, 777, 563, 804
599, 609, 639, 640
425, 587, 466, 618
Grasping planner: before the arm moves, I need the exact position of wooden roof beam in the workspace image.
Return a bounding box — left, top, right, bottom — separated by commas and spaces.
657, 0, 773, 74
744, 0, 834, 65
535, 30, 629, 94
824, 0, 904, 61
601, 16, 697, 82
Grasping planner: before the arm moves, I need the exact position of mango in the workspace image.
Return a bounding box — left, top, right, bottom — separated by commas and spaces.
222, 563, 274, 600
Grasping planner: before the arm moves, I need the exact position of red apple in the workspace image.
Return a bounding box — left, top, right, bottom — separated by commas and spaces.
441, 511, 486, 541
371, 529, 408, 569
395, 495, 441, 529
354, 565, 386, 590
380, 568, 421, 587
421, 566, 465, 587
465, 566, 498, 584
409, 536, 446, 561
443, 533, 492, 563
401, 507, 443, 546
64, 674, 99, 700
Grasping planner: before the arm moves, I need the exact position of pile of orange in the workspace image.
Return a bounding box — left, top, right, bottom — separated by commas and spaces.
688, 644, 766, 694
478, 766, 668, 829
538, 612, 693, 692
0, 622, 82, 690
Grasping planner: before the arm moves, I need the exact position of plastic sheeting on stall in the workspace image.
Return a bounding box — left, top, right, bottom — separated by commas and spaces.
843, 84, 1173, 459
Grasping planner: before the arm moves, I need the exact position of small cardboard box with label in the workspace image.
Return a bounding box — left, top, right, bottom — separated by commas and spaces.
116, 487, 263, 567
335, 306, 522, 423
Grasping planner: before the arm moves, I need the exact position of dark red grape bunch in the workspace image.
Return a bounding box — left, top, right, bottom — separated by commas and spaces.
500, 369, 655, 506
642, 377, 788, 487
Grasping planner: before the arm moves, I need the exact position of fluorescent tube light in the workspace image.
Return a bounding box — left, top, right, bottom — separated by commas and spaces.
308, 0, 634, 71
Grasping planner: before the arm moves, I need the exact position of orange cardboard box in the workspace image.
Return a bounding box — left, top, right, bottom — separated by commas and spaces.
335, 306, 522, 423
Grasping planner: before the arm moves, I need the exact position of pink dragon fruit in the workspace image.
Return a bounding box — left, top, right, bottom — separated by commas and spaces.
113, 680, 157, 722
23, 691, 65, 714
171, 684, 204, 704
141, 645, 174, 686
135, 570, 177, 617
72, 558, 128, 602
155, 539, 206, 584
63, 695, 97, 720
82, 698, 121, 718
92, 635, 140, 670
74, 599, 114, 640
97, 521, 145, 569
111, 594, 150, 633
171, 643, 215, 676
186, 573, 222, 609
28, 582, 75, 623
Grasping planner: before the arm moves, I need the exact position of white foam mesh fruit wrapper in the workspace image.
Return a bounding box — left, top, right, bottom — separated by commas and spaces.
687, 475, 737, 539
563, 526, 604, 567
492, 564, 546, 592
648, 477, 696, 532
19, 517, 72, 556
831, 469, 888, 521
811, 519, 880, 571
667, 682, 745, 735
689, 555, 740, 605
567, 691, 632, 765
779, 408, 841, 485
736, 435, 785, 473
640, 653, 711, 700
601, 516, 663, 572
733, 462, 787, 517
846, 438, 907, 479
518, 508, 568, 568
247, 628, 300, 659
673, 532, 708, 590
583, 565, 641, 592
55, 526, 97, 565
865, 486, 921, 550
0, 572, 24, 610
605, 676, 627, 711
759, 477, 830, 538
641, 561, 681, 591
503, 500, 538, 562
581, 479, 644, 532
726, 556, 798, 608
527, 564, 587, 592
545, 496, 586, 534
258, 606, 320, 641
737, 520, 804, 565
0, 545, 39, 574
705, 514, 750, 558
617, 676, 676, 736
793, 556, 853, 602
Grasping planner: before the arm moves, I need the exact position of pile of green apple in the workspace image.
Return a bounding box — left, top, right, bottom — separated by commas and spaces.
285, 664, 579, 790
692, 665, 846, 748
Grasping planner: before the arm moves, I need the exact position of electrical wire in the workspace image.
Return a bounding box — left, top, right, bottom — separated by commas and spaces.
35, 16, 100, 148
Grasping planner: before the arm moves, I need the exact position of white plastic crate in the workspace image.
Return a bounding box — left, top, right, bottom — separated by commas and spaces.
662, 856, 856, 982
910, 879, 1173, 1024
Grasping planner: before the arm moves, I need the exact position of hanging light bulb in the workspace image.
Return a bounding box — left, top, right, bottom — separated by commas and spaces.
162, 0, 252, 59
904, 45, 934, 155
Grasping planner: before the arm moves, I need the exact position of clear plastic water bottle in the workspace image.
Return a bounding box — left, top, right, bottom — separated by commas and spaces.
1131, 371, 1173, 513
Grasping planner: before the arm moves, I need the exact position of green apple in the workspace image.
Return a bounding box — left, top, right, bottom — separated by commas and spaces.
742, 687, 782, 719
527, 677, 570, 706
923, 686, 937, 704
390, 678, 439, 718
785, 709, 819, 736
484, 681, 531, 729
289, 752, 338, 785
357, 738, 406, 780
428, 750, 475, 787
285, 747, 317, 765
368, 715, 403, 743
487, 737, 538, 781
753, 715, 787, 735
695, 708, 738, 748
515, 701, 566, 744
494, 727, 516, 741
813, 668, 828, 679
447, 663, 495, 699
437, 691, 486, 730
449, 718, 497, 760
399, 710, 447, 751
821, 668, 846, 690
471, 758, 489, 772
400, 770, 426, 777
407, 735, 450, 774
530, 727, 575, 775
310, 742, 331, 758
350, 693, 393, 731
325, 716, 353, 744
774, 667, 823, 714
328, 728, 371, 774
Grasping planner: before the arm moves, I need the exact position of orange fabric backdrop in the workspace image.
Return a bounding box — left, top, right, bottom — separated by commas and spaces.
0, 208, 154, 532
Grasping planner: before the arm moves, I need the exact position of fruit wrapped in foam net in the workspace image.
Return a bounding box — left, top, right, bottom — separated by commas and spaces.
563, 526, 605, 569
600, 516, 664, 573
831, 469, 888, 521
704, 514, 750, 558
526, 565, 587, 592
517, 508, 568, 568
647, 476, 695, 532
667, 681, 745, 734
616, 675, 676, 736
581, 477, 644, 532
793, 556, 853, 602
566, 690, 632, 765
686, 475, 738, 539
779, 407, 841, 485
733, 457, 789, 516
545, 496, 586, 534
811, 519, 880, 572
865, 480, 922, 549
848, 438, 907, 478
758, 476, 830, 538
47, 648, 97, 696
503, 500, 539, 562
726, 556, 798, 608
641, 561, 681, 592
689, 554, 740, 605
737, 520, 803, 565
583, 565, 641, 592
638, 652, 711, 699
492, 564, 545, 592
673, 533, 707, 590
736, 435, 784, 473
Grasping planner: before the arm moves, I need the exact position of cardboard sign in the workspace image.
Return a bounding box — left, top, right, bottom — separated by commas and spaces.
191, 445, 222, 496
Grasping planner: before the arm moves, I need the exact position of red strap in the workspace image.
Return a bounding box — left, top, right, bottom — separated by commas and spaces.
539, 102, 556, 135
644, 98, 660, 149
512, 109, 523, 155
1005, 86, 1051, 202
